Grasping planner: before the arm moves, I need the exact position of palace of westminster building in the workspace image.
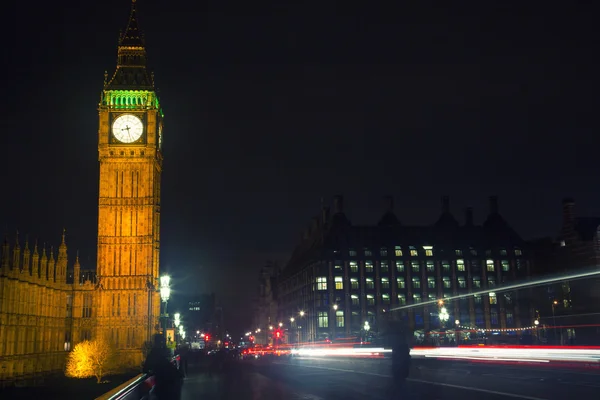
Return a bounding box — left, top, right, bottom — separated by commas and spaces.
0, 1, 163, 384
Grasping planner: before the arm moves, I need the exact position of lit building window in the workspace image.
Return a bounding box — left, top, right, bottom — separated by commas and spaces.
412, 277, 421, 289
317, 311, 328, 328
458, 277, 466, 288
351, 294, 359, 306
334, 276, 343, 290
514, 248, 523, 256
426, 261, 435, 272
427, 277, 436, 289
380, 247, 388, 257
381, 277, 390, 289
366, 278, 374, 289
350, 261, 358, 273
428, 293, 436, 302
396, 261, 404, 272
413, 294, 421, 303
455, 249, 462, 256
489, 292, 497, 305
457, 259, 465, 271
336, 310, 344, 327
366, 294, 375, 306
474, 295, 482, 304
365, 262, 374, 273
364, 248, 372, 257
501, 260, 509, 272
397, 277, 405, 289
334, 263, 343, 271
506, 312, 514, 324
397, 294, 406, 305
381, 261, 389, 272
382, 294, 390, 304
349, 249, 357, 257
423, 245, 433, 257
395, 246, 403, 257
350, 278, 359, 290
472, 277, 481, 288
410, 246, 418, 257
316, 277, 327, 291
443, 277, 451, 289
486, 259, 495, 272
488, 277, 496, 287
500, 248, 507, 256
411, 261, 420, 272
442, 261, 450, 272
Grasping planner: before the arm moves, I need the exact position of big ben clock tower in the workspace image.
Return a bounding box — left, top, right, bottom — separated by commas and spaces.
97, 0, 163, 365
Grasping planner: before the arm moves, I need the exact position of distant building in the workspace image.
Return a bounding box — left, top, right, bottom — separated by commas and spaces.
277, 195, 534, 344
251, 262, 280, 345
529, 198, 600, 345
182, 293, 224, 340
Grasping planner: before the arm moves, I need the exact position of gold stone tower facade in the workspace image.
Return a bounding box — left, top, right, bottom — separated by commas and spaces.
95, 0, 163, 367
0, 1, 164, 384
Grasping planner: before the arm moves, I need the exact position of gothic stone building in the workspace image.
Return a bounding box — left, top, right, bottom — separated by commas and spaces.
277, 195, 534, 344
0, 233, 95, 385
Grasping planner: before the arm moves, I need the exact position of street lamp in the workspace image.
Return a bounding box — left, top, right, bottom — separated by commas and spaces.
333, 304, 338, 310
159, 275, 171, 342
439, 307, 449, 328
299, 311, 305, 317
174, 312, 181, 328
455, 319, 460, 345
552, 300, 559, 344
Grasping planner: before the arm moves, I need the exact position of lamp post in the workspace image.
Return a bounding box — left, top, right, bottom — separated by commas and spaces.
174, 312, 181, 347
534, 319, 540, 344
332, 304, 338, 341
455, 320, 460, 345
551, 300, 558, 344
363, 321, 370, 343
159, 275, 171, 344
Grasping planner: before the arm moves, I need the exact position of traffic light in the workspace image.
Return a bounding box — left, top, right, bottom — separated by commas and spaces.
275, 330, 281, 339
204, 334, 210, 342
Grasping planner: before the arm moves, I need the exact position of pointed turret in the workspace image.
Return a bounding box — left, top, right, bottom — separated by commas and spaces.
40, 244, 48, 281
105, 0, 154, 90
120, 0, 144, 47
12, 231, 21, 271
22, 235, 31, 278
49, 246, 56, 283
74, 250, 81, 285
57, 229, 68, 281
32, 240, 40, 280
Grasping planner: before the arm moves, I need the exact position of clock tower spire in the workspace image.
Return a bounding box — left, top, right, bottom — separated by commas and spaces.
96, 0, 163, 366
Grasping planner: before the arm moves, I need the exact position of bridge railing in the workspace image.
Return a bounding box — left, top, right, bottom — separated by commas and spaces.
96, 355, 180, 400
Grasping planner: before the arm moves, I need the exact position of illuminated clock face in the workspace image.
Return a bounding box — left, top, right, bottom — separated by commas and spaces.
112, 114, 144, 143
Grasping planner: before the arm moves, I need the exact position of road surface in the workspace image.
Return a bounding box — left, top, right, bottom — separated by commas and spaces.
176, 355, 600, 400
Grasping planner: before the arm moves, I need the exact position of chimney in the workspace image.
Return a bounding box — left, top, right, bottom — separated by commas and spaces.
465, 207, 474, 226
384, 195, 394, 213
441, 196, 450, 213
562, 197, 575, 228
489, 196, 499, 214
333, 195, 344, 214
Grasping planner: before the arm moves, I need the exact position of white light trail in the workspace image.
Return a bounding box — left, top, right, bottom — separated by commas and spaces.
390, 269, 600, 312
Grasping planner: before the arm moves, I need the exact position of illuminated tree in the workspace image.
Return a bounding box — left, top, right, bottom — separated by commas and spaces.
65, 338, 117, 383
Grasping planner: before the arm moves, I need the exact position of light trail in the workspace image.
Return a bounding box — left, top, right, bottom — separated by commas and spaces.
291, 345, 600, 365
390, 268, 600, 312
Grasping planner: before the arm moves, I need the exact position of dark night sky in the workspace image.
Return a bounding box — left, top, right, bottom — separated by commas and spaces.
1, 0, 597, 333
